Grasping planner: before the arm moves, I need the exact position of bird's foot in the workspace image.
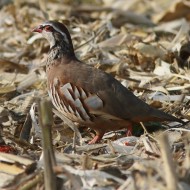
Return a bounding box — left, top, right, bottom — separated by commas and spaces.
88, 134, 104, 144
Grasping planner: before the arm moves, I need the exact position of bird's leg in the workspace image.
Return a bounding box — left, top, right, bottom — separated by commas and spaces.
125, 124, 133, 146
126, 124, 132, 136
88, 133, 104, 144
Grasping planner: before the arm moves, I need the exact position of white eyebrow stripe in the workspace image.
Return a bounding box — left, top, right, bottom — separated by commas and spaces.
41, 22, 70, 44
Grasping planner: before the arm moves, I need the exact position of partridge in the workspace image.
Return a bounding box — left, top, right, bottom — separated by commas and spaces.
33, 21, 184, 144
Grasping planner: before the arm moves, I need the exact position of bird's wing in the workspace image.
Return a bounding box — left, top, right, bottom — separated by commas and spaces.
57, 82, 123, 121
52, 59, 180, 123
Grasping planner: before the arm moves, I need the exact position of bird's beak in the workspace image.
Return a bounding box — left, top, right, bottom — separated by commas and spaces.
32, 26, 43, 33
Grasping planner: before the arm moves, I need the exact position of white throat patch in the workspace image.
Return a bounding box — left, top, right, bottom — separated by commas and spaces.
42, 30, 56, 48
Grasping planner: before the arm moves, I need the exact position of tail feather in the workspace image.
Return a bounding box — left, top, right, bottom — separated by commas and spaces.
151, 108, 185, 124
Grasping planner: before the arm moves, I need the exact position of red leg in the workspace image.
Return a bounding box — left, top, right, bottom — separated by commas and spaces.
125, 124, 133, 146
126, 124, 132, 136
88, 133, 104, 144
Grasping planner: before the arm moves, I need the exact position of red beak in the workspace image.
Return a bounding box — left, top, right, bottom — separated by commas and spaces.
32, 26, 43, 33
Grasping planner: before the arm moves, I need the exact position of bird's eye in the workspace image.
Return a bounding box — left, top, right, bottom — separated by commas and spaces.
44, 25, 53, 32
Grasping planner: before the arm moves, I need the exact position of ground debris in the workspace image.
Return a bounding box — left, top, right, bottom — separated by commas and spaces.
0, 0, 190, 189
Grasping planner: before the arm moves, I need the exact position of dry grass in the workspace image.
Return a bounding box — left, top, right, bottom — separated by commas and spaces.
0, 0, 190, 189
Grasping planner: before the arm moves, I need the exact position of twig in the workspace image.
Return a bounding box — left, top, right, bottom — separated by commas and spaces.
158, 133, 178, 190
139, 122, 158, 142
20, 113, 32, 141
53, 108, 83, 147
38, 98, 57, 190
140, 122, 148, 134
108, 140, 116, 155
75, 24, 107, 50
17, 171, 44, 190
165, 128, 190, 133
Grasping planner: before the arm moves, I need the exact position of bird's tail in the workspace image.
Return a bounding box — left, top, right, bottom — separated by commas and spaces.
150, 108, 186, 125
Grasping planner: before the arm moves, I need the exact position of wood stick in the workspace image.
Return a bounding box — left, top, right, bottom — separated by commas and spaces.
39, 98, 57, 190
158, 133, 178, 190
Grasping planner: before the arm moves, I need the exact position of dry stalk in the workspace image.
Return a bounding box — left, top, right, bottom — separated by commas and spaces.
38, 98, 57, 190
158, 133, 178, 190
17, 171, 44, 190
53, 108, 83, 147
108, 140, 116, 155
140, 122, 148, 134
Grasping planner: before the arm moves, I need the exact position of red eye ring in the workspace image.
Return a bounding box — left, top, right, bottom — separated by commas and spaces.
44, 25, 53, 32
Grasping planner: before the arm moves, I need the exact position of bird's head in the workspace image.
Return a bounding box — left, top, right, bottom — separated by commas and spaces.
32, 21, 75, 56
